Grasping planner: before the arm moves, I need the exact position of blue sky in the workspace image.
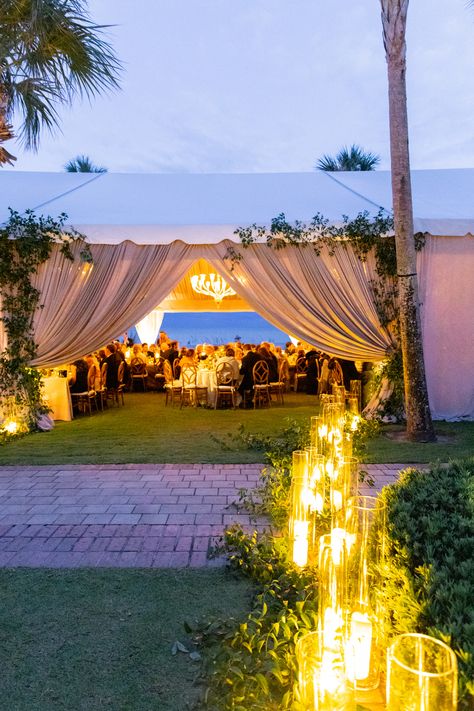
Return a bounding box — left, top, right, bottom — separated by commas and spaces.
7, 0, 474, 174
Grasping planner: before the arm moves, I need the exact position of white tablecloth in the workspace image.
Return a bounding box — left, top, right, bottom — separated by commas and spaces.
42, 377, 73, 421
196, 368, 217, 406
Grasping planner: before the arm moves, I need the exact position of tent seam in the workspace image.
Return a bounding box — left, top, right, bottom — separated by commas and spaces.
322, 171, 391, 215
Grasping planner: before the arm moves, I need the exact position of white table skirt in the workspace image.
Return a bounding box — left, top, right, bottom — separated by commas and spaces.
42, 376, 73, 421
196, 369, 217, 405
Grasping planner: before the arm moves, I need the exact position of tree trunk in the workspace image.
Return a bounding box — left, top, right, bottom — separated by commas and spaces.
381, 0, 435, 441
0, 90, 17, 166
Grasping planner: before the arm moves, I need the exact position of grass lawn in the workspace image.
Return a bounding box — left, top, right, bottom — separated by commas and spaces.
0, 567, 253, 711
0, 392, 473, 465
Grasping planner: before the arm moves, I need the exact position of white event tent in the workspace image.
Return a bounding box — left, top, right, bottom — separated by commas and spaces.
0, 168, 473, 420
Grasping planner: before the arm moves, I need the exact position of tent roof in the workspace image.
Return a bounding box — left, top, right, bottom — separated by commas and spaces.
1, 168, 473, 243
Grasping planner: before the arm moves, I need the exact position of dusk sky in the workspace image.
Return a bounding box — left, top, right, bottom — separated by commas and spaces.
7, 0, 474, 174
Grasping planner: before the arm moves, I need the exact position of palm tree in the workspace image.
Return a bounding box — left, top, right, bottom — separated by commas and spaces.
316, 144, 380, 171
380, 0, 435, 441
65, 155, 107, 173
0, 0, 121, 166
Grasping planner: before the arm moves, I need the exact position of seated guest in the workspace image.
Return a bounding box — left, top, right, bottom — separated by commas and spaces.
238, 344, 262, 405
104, 343, 122, 389
161, 341, 179, 367
257, 345, 278, 382
69, 358, 89, 393
216, 346, 240, 382
179, 348, 196, 368
129, 344, 146, 364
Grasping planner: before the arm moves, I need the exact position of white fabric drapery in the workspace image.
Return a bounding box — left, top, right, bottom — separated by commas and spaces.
203, 242, 394, 361
22, 236, 474, 420
417, 235, 474, 420
29, 241, 393, 366
30, 241, 196, 365
135, 309, 164, 345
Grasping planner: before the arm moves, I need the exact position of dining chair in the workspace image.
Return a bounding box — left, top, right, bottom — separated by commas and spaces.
163, 359, 182, 406
294, 356, 308, 392
215, 362, 237, 409
70, 366, 96, 415
269, 360, 287, 405
252, 360, 271, 408
180, 366, 208, 408
130, 358, 148, 392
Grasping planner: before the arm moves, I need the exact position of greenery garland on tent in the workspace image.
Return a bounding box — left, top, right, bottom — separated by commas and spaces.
0, 209, 91, 442
228, 210, 426, 421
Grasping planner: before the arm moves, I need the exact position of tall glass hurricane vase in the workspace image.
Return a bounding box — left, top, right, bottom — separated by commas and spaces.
289, 450, 311, 568
339, 495, 386, 691
387, 634, 458, 711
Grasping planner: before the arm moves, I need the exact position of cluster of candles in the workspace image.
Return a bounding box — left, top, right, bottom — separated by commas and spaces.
289, 390, 458, 710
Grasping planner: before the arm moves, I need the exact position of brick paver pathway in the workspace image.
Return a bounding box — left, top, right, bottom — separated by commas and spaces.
0, 463, 415, 568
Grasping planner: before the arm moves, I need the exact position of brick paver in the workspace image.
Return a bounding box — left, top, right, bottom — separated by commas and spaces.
0, 463, 415, 568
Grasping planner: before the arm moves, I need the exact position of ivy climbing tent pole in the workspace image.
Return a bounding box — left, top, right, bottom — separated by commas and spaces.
380, 0, 436, 441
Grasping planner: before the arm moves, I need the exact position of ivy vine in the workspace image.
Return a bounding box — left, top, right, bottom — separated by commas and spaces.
227, 210, 426, 418
0, 209, 91, 441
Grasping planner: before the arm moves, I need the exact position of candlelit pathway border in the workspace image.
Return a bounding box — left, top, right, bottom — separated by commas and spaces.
0, 463, 417, 568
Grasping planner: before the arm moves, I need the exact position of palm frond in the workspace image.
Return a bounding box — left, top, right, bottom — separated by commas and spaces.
0, 0, 121, 154
64, 154, 107, 172
316, 144, 380, 171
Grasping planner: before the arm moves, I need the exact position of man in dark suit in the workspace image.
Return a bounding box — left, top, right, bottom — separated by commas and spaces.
161, 341, 179, 368
238, 344, 261, 406
104, 343, 122, 389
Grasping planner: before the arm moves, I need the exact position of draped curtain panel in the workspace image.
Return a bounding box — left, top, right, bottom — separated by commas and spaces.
202, 242, 394, 361
417, 235, 474, 420
31, 241, 196, 366
23, 236, 474, 419
135, 309, 164, 345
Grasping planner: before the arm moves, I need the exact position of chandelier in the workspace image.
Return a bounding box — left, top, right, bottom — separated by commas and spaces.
190, 273, 236, 304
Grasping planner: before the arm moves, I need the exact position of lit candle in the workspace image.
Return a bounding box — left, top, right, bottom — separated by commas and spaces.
331, 489, 343, 511
292, 519, 309, 567
330, 528, 346, 566
4, 421, 18, 434
348, 612, 373, 682
318, 424, 328, 439
313, 492, 324, 514
323, 607, 343, 649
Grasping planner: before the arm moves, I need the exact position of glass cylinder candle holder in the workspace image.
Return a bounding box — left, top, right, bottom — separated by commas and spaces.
332, 384, 346, 405
289, 450, 310, 568
347, 396, 359, 416
336, 495, 385, 691
318, 533, 347, 651
310, 415, 322, 451
349, 380, 362, 412
305, 448, 326, 515
327, 457, 357, 517
387, 634, 458, 711
296, 631, 356, 711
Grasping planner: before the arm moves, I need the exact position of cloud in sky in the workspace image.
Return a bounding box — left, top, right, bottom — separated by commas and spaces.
6, 0, 474, 173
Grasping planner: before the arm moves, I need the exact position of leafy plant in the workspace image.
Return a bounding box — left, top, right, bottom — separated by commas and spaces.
197, 526, 318, 710
376, 460, 474, 709
0, 209, 90, 438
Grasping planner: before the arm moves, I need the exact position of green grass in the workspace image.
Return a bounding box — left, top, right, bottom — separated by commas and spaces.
0, 392, 473, 465
0, 568, 253, 711
0, 392, 318, 466
365, 421, 474, 463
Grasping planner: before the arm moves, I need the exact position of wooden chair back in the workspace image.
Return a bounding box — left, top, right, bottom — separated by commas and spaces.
216, 362, 234, 386
253, 360, 269, 385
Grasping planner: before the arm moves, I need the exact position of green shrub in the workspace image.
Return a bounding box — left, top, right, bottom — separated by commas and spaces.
377, 459, 474, 710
